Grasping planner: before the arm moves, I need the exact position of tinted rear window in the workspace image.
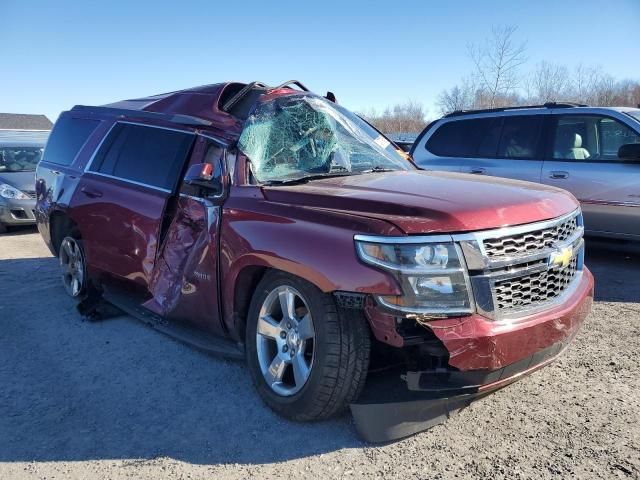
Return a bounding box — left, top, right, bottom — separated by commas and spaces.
42, 117, 100, 166
426, 118, 501, 157
89, 123, 194, 190
497, 116, 543, 159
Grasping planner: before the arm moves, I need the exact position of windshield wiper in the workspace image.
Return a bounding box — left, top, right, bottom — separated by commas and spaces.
361, 166, 397, 173
262, 171, 354, 186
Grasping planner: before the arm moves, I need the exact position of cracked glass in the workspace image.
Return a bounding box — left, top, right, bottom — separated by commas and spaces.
238, 94, 412, 183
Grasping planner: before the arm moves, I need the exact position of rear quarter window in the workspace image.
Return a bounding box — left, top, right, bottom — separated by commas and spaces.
42, 117, 101, 166
426, 118, 501, 158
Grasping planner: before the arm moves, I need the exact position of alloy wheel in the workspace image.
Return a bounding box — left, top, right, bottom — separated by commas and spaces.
59, 237, 85, 298
255, 285, 315, 396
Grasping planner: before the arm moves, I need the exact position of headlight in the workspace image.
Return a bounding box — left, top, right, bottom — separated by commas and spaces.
355, 237, 474, 316
0, 183, 29, 200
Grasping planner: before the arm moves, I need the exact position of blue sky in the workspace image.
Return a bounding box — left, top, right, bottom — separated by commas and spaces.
2, 0, 639, 122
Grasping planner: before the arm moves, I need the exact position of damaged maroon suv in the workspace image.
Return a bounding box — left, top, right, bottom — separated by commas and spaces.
36, 81, 593, 441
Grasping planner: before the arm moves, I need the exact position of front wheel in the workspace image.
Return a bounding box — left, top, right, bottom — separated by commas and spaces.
246, 271, 370, 421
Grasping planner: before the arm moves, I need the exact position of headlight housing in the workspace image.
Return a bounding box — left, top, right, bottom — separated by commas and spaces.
0, 183, 29, 200
355, 236, 474, 316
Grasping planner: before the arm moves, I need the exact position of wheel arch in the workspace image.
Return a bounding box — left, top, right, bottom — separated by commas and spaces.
49, 210, 81, 256
226, 254, 342, 340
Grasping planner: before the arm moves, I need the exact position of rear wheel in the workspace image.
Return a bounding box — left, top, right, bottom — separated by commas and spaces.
246, 271, 370, 421
59, 236, 87, 298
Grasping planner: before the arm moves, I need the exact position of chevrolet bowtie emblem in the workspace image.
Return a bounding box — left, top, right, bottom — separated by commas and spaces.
549, 246, 573, 268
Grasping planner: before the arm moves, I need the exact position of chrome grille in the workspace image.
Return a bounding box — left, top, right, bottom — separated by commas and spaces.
454, 209, 585, 320
494, 257, 578, 312
483, 215, 579, 258
24, 190, 36, 199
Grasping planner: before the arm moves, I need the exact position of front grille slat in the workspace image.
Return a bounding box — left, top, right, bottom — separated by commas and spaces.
456, 210, 584, 320
494, 257, 578, 312
483, 216, 578, 258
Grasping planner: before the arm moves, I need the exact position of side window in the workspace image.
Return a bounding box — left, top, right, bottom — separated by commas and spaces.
426, 118, 501, 158
598, 117, 640, 160
552, 115, 640, 161
42, 117, 101, 166
90, 123, 194, 190
497, 116, 543, 159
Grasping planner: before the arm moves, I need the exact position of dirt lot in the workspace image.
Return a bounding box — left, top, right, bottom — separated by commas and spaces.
1, 227, 639, 480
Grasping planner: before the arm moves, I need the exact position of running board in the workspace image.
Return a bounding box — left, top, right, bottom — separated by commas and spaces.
102, 288, 244, 360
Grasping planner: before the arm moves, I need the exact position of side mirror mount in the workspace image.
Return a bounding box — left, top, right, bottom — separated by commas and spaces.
183, 162, 223, 196
618, 143, 640, 161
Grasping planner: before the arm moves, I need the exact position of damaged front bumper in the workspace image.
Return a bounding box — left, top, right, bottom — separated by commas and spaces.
352, 267, 594, 442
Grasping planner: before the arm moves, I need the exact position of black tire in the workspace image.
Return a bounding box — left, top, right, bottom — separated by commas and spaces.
245, 270, 370, 421
0, 223, 7, 234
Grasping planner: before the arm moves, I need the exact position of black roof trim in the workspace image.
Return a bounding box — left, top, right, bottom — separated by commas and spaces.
444, 102, 589, 118
70, 105, 212, 127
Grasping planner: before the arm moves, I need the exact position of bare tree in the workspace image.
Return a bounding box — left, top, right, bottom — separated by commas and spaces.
436, 78, 477, 114
528, 61, 571, 103
359, 101, 428, 134
572, 64, 604, 105
467, 25, 527, 108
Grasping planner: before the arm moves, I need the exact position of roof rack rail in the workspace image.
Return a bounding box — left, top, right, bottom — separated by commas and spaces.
444, 101, 589, 118
70, 105, 212, 127
221, 80, 311, 113
543, 101, 589, 108
221, 81, 269, 113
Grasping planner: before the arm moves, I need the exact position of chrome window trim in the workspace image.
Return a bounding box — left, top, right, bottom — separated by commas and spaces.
87, 171, 172, 194
83, 122, 116, 173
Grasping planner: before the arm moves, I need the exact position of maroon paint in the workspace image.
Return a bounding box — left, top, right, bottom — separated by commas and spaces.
424, 269, 593, 371
35, 82, 595, 384
143, 196, 221, 332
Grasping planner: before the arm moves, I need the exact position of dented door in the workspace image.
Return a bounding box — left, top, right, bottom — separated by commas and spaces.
144, 137, 227, 334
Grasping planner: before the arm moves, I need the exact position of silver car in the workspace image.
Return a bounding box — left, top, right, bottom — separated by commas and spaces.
411, 104, 640, 241
0, 130, 48, 233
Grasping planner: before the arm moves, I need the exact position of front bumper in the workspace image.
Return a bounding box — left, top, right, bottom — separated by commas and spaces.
424, 266, 593, 377
352, 268, 594, 442
0, 197, 37, 226
351, 268, 593, 442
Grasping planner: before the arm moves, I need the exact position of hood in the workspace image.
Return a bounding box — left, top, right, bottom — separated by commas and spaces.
0, 170, 36, 193
261, 170, 579, 234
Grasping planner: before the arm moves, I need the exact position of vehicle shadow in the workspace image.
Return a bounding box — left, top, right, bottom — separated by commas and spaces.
0, 257, 361, 465
3, 225, 38, 236
585, 238, 640, 303
1, 239, 636, 465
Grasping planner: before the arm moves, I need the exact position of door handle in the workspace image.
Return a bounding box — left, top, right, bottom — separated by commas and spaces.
469, 167, 486, 174
81, 187, 103, 198
549, 171, 569, 179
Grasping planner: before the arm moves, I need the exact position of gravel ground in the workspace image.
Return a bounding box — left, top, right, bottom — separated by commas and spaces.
1, 228, 639, 479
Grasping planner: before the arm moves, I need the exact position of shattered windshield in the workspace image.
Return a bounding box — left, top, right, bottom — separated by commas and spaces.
0, 146, 43, 172
238, 94, 413, 183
